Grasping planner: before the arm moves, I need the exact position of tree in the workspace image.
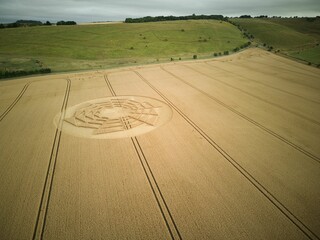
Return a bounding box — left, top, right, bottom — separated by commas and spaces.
57, 21, 77, 25
240, 15, 252, 18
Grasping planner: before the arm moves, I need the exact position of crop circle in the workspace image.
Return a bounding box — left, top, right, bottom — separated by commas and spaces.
54, 96, 173, 139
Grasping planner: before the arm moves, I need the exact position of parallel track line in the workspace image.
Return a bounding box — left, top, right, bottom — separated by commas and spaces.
104, 74, 182, 240
160, 66, 320, 163
32, 78, 71, 240
134, 70, 319, 240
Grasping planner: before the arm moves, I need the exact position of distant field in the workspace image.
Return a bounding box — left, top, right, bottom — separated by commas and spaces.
0, 20, 247, 72
231, 18, 320, 64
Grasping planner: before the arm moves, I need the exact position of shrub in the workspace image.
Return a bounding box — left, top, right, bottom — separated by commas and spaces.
224, 51, 229, 55
193, 55, 197, 59
181, 29, 185, 32
214, 53, 218, 57
130, 47, 134, 50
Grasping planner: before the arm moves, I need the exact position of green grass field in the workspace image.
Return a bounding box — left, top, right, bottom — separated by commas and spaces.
0, 20, 248, 73
231, 18, 320, 64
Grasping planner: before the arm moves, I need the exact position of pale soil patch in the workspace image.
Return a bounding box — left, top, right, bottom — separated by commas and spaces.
0, 48, 319, 239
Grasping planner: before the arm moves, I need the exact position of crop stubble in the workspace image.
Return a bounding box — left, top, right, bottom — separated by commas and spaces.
0, 48, 319, 239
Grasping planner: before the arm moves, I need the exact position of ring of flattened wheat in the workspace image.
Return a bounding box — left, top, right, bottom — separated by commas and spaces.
54, 96, 172, 139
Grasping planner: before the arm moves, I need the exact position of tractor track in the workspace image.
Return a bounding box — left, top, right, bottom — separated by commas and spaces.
133, 69, 319, 240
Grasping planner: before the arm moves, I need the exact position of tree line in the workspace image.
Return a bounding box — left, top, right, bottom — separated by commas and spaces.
125, 14, 226, 23
0, 20, 77, 29
0, 68, 51, 79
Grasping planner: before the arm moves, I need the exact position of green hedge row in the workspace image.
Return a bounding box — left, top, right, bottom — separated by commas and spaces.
0, 68, 51, 79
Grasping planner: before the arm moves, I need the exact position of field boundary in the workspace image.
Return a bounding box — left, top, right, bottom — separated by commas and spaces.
134, 70, 319, 240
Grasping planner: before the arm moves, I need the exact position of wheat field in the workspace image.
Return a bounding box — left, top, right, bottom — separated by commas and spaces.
0, 48, 319, 240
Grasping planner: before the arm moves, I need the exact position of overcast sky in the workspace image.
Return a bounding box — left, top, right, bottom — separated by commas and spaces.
0, 0, 319, 23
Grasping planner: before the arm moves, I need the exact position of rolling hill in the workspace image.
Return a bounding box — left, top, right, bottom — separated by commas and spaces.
231, 18, 320, 64
0, 20, 248, 73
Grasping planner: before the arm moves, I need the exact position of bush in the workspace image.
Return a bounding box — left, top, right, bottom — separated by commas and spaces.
233, 47, 240, 52
130, 47, 134, 50
193, 55, 197, 59
224, 51, 229, 55
214, 53, 218, 57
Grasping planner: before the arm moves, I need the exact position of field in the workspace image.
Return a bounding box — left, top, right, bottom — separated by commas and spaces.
0, 48, 319, 239
231, 18, 320, 64
0, 20, 247, 72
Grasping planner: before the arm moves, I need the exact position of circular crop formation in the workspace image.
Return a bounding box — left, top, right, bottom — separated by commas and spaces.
54, 96, 173, 139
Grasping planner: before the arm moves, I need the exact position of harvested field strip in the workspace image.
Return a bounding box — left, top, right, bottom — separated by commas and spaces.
32, 79, 71, 240
104, 74, 182, 239
183, 64, 320, 126
133, 70, 318, 239
159, 66, 320, 163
